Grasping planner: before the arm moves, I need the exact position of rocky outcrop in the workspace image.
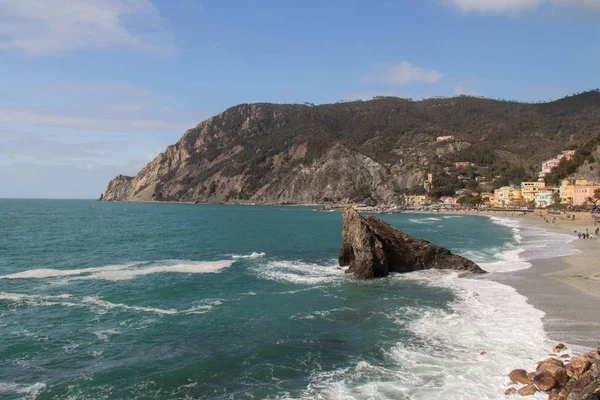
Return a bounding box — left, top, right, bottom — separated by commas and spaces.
508, 346, 600, 399
338, 208, 485, 278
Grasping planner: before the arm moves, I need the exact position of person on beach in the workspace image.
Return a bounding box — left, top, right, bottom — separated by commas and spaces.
578, 232, 582, 239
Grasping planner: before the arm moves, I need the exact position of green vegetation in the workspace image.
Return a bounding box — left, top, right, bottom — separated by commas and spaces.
139, 91, 600, 202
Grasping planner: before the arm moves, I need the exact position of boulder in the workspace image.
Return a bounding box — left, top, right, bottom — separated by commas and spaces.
509, 369, 533, 385
338, 208, 485, 279
538, 363, 569, 386
569, 356, 591, 376
504, 387, 517, 395
553, 343, 568, 353
538, 358, 565, 371
518, 384, 538, 396
534, 371, 557, 392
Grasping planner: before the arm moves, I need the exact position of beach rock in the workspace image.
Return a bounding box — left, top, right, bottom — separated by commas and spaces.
509, 369, 533, 385
504, 387, 517, 395
533, 371, 557, 392
569, 357, 591, 376
518, 384, 538, 396
538, 358, 565, 371
548, 389, 569, 400
585, 351, 600, 361
554, 344, 568, 353
566, 371, 594, 395
553, 367, 570, 386
338, 208, 485, 279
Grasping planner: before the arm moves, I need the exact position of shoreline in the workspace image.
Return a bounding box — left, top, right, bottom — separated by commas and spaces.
483, 211, 600, 348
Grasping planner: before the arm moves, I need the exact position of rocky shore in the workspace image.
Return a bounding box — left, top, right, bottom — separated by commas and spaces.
507, 344, 600, 399
338, 207, 485, 278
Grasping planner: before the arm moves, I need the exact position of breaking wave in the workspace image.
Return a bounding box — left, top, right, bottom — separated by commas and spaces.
0, 260, 234, 281
0, 292, 223, 316
253, 260, 345, 285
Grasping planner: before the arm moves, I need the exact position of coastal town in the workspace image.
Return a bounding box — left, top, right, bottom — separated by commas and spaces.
398, 145, 600, 211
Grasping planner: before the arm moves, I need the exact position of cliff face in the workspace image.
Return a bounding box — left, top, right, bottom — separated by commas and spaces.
101, 92, 600, 204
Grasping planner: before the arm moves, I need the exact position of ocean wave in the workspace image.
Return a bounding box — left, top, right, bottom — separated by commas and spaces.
0, 292, 222, 316
408, 217, 442, 224
486, 216, 579, 270
253, 260, 345, 285
300, 271, 550, 399
231, 252, 266, 259
0, 382, 46, 399
0, 260, 234, 281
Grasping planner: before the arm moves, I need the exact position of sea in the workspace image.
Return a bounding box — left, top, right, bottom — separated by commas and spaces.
0, 200, 580, 400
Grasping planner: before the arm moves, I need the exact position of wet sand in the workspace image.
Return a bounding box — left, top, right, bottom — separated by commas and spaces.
483, 211, 600, 348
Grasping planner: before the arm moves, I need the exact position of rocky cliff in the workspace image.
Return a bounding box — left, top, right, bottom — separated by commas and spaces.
101, 92, 600, 204
338, 208, 484, 278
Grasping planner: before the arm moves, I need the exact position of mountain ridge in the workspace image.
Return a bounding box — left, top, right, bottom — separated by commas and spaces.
100, 91, 600, 204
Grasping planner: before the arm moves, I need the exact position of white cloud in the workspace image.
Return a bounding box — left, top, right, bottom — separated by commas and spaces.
454, 82, 480, 96
551, 0, 600, 13
363, 62, 443, 86
0, 0, 175, 55
442, 0, 600, 14
443, 0, 543, 13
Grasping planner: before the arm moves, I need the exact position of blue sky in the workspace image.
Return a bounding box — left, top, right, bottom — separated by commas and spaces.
1, 0, 599, 198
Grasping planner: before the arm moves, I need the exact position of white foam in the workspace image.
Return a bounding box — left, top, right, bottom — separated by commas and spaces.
408, 217, 442, 224
301, 271, 550, 399
443, 216, 464, 219
485, 216, 579, 272
0, 263, 137, 279
0, 292, 219, 316
254, 260, 345, 285
231, 252, 266, 259
81, 297, 178, 315
0, 382, 47, 398
93, 329, 121, 341
1, 260, 234, 281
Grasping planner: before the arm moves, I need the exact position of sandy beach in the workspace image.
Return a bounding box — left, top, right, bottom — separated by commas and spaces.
475, 210, 600, 347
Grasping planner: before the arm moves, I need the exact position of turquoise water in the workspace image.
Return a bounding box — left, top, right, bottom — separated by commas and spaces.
1, 200, 529, 399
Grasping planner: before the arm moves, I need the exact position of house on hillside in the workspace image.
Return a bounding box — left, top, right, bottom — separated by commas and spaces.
455, 162, 472, 169
538, 150, 577, 179
475, 176, 486, 183
436, 136, 455, 142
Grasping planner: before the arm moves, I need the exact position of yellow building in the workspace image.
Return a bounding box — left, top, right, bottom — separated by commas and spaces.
559, 179, 589, 204
521, 181, 545, 203
493, 186, 523, 208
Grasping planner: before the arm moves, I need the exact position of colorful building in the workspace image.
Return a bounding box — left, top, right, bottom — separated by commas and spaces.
455, 162, 472, 169
573, 185, 599, 206
493, 186, 523, 208
559, 179, 589, 204
521, 181, 545, 203
534, 186, 557, 208
538, 150, 576, 179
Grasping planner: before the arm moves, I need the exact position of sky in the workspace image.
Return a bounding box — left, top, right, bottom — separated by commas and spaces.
1, 0, 599, 198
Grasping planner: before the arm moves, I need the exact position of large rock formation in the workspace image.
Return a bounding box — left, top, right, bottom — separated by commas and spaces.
100, 93, 600, 204
338, 208, 485, 278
